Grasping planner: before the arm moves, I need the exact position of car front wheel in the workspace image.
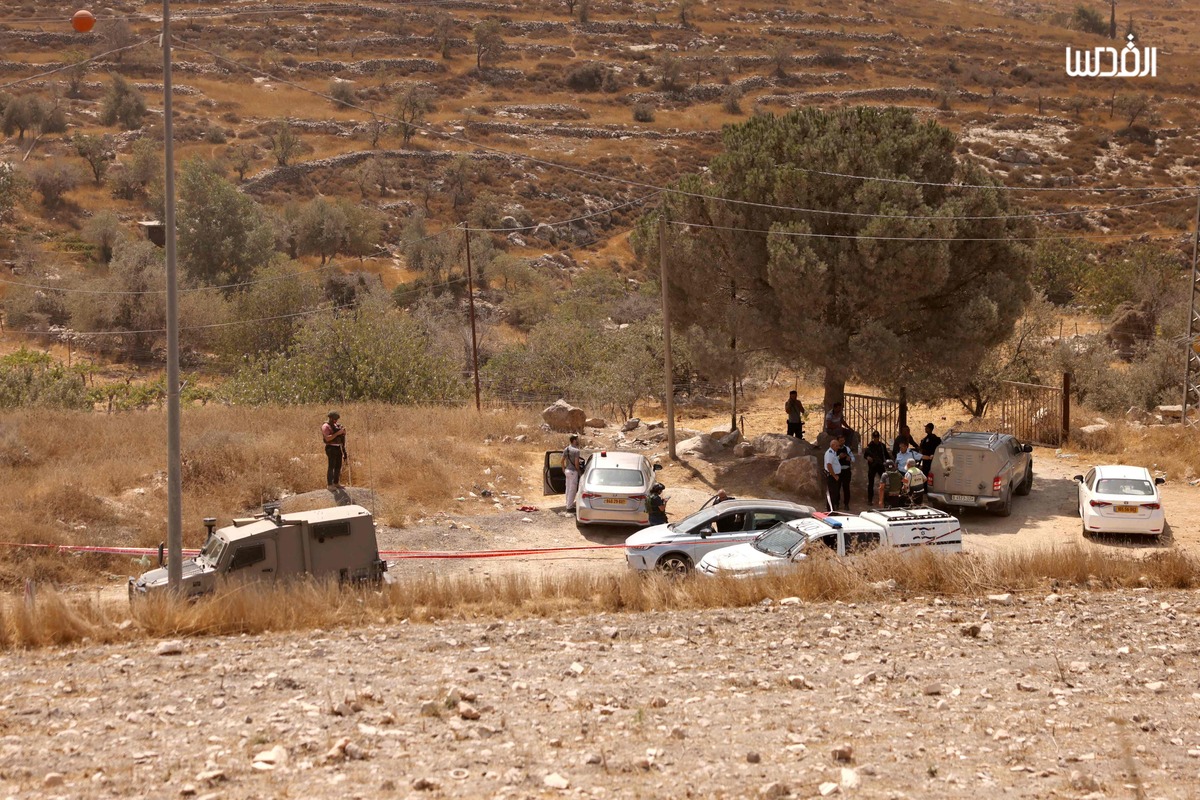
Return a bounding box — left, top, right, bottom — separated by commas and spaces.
657, 553, 692, 577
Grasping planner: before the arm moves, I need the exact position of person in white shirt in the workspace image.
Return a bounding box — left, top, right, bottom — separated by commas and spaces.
895, 440, 919, 472
823, 438, 843, 511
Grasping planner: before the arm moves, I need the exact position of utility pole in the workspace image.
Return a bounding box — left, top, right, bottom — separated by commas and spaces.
658, 213, 676, 460
162, 0, 183, 590
1182, 194, 1200, 427
463, 224, 481, 411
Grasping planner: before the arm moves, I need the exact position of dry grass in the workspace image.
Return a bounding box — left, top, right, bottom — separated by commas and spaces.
0, 404, 550, 586
1069, 421, 1200, 481
5, 544, 1197, 651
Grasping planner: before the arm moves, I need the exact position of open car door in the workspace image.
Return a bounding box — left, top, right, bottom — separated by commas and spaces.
543, 450, 565, 495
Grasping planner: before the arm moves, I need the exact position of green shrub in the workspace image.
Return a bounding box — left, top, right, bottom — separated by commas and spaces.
633, 103, 655, 123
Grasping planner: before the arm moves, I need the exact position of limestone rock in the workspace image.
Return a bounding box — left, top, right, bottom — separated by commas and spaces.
734, 441, 755, 458
621, 418, 640, 432
542, 399, 586, 433
718, 429, 742, 447
752, 433, 811, 461
773, 455, 821, 498
585, 417, 608, 428
677, 435, 719, 459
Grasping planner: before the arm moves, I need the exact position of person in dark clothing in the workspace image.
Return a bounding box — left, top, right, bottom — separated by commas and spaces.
892, 424, 918, 459
321, 411, 347, 488
877, 460, 905, 508
919, 423, 942, 476
785, 391, 805, 438
864, 430, 889, 505
836, 434, 854, 512
646, 482, 669, 525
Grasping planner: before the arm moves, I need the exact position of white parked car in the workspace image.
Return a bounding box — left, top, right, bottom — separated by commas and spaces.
697, 508, 962, 579
1074, 465, 1166, 537
624, 499, 816, 575
543, 449, 662, 526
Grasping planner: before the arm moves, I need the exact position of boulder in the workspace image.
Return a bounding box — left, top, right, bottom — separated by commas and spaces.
709, 424, 735, 439
718, 429, 742, 447
773, 456, 822, 499
621, 418, 640, 432
677, 435, 719, 459
585, 417, 608, 429
542, 399, 586, 433
752, 433, 811, 461
1126, 407, 1157, 425
1157, 405, 1184, 421
734, 441, 755, 458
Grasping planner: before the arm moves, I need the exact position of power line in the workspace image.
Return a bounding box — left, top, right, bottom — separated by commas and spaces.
464, 191, 662, 233
671, 219, 1188, 243
0, 1, 464, 25
0, 38, 157, 92
172, 37, 1199, 225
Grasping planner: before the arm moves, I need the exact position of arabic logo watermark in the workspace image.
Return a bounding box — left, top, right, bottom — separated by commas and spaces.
1066, 33, 1156, 77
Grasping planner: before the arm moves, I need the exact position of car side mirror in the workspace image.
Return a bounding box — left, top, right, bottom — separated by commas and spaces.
652, 463, 662, 471
1155, 477, 1166, 485
1022, 444, 1033, 453
1072, 475, 1083, 482
700, 525, 712, 538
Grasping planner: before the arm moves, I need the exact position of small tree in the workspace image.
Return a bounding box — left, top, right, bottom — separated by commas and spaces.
72, 133, 116, 185
1071, 5, 1108, 35
228, 142, 259, 182
29, 162, 80, 209
394, 83, 435, 147
432, 12, 455, 59
442, 154, 475, 210
99, 75, 147, 130
767, 42, 794, 80
266, 119, 303, 167
83, 211, 124, 264
1, 95, 44, 141
1114, 92, 1152, 129
64, 50, 89, 99
109, 138, 161, 199
658, 54, 685, 92
473, 19, 504, 71
0, 161, 24, 228
328, 79, 357, 110
104, 20, 139, 62
177, 157, 276, 286
678, 0, 700, 26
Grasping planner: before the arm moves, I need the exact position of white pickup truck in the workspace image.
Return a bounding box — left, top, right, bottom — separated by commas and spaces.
696, 507, 962, 578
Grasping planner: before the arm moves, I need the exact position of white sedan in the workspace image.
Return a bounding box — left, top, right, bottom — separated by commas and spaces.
624, 499, 815, 575
1074, 465, 1166, 537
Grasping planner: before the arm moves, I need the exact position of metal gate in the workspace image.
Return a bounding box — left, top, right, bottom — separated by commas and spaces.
998, 380, 1063, 446
843, 391, 906, 445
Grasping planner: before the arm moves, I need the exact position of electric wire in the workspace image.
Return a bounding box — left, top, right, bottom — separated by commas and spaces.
0, 37, 157, 92
0, 1, 465, 25
173, 36, 1200, 227
670, 219, 1189, 243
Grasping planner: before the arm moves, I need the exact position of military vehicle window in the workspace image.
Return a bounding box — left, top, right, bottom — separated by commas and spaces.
845, 531, 881, 553
229, 543, 266, 571
313, 521, 351, 540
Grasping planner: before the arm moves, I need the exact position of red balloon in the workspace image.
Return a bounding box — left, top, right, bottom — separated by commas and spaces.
71, 10, 96, 33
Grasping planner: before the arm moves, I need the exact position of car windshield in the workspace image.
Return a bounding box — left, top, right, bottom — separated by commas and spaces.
752, 525, 805, 558
199, 535, 227, 566
1096, 478, 1154, 496
589, 468, 645, 488
669, 507, 720, 532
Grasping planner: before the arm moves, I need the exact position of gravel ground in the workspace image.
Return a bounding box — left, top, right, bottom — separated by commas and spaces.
2, 589, 1199, 799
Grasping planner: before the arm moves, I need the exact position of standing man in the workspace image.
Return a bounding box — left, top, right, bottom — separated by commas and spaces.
785, 390, 805, 438
322, 411, 347, 488
895, 439, 919, 472
892, 424, 918, 459
877, 460, 905, 508
836, 434, 855, 512
823, 436, 843, 512
903, 459, 928, 504
646, 482, 669, 525
562, 433, 583, 512
864, 430, 889, 505
919, 423, 942, 477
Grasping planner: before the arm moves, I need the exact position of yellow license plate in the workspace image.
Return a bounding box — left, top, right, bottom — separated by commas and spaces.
604, 498, 626, 505
1115, 505, 1138, 514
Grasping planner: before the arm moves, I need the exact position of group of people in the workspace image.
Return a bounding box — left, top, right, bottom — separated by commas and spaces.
817, 404, 943, 512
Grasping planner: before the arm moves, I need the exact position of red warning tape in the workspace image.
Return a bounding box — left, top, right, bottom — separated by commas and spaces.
0, 538, 766, 561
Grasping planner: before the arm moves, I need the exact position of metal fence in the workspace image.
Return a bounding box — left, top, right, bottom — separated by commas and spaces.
998, 380, 1063, 446
843, 391, 907, 446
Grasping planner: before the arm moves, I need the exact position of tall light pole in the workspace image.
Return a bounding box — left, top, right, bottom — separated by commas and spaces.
162, 0, 183, 589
